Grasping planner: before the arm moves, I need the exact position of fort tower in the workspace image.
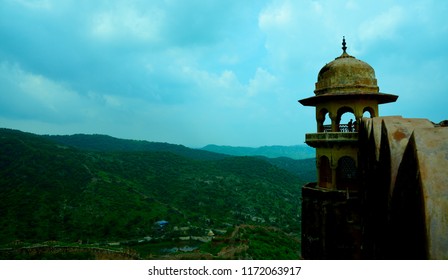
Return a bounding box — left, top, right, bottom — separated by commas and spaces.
299, 38, 398, 259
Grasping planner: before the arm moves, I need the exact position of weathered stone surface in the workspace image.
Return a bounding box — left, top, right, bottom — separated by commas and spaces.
403, 127, 448, 259
380, 117, 433, 194
315, 52, 379, 95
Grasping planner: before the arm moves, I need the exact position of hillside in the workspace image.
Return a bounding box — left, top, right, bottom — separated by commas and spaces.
263, 157, 316, 183
45, 134, 228, 160
0, 128, 304, 259
46, 134, 316, 182
201, 144, 315, 160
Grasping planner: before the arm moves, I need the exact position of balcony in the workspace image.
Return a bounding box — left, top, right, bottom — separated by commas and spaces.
305, 132, 358, 148
302, 182, 359, 200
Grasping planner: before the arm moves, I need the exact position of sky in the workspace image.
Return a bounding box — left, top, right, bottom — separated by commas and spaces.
0, 0, 447, 147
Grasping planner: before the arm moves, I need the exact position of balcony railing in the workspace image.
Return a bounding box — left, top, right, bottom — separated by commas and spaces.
323, 125, 332, 132
305, 132, 358, 147
323, 123, 356, 133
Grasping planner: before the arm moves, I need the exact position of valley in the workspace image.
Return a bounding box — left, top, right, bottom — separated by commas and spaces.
0, 128, 312, 259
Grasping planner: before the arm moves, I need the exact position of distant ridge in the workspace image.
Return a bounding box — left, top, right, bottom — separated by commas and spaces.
201, 144, 315, 160
45, 134, 228, 161
45, 134, 315, 182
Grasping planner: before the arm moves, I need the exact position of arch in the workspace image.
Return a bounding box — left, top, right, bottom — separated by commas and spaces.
363, 107, 376, 118
337, 106, 356, 132
317, 108, 331, 132
336, 156, 357, 190
319, 156, 332, 187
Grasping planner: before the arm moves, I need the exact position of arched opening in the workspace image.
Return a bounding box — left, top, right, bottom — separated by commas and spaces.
319, 156, 332, 187
337, 107, 356, 132
336, 156, 357, 190
363, 107, 375, 118
318, 108, 331, 132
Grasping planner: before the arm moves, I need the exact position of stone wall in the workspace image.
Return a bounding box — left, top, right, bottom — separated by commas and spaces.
302, 116, 448, 259
359, 117, 448, 259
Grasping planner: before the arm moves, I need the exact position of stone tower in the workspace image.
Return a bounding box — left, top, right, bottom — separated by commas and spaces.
298, 38, 398, 259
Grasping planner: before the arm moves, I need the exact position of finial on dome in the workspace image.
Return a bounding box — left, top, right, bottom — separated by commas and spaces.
342, 36, 347, 53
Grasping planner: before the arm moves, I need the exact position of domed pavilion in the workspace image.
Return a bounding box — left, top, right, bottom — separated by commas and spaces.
300, 37, 398, 134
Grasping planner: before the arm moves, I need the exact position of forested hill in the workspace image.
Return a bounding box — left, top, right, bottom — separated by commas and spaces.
201, 144, 315, 160
0, 128, 305, 259
45, 133, 316, 182
45, 134, 227, 160
200, 144, 316, 183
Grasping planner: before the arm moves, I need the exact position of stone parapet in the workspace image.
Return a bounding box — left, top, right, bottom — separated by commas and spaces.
305, 132, 358, 148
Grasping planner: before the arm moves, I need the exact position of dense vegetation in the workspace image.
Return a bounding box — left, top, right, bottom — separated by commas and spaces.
46, 134, 227, 160
0, 128, 309, 259
45, 134, 316, 182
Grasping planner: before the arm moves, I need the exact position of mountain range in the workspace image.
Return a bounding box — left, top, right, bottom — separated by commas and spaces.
44, 134, 316, 183
201, 144, 315, 160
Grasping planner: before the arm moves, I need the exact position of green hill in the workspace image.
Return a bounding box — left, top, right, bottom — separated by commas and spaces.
201, 144, 315, 160
45, 134, 227, 160
263, 157, 316, 183
46, 134, 316, 183
0, 128, 304, 259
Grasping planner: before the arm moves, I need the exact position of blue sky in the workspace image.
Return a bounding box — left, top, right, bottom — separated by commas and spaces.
0, 0, 447, 147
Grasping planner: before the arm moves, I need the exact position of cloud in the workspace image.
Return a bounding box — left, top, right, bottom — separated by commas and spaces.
248, 68, 278, 97
14, 0, 52, 10
0, 62, 87, 122
0, 61, 148, 124
89, 5, 163, 43
0, 0, 447, 146
358, 6, 405, 43
259, 1, 293, 30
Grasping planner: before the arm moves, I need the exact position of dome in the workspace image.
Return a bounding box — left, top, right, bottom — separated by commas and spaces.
299, 38, 398, 107
314, 41, 379, 96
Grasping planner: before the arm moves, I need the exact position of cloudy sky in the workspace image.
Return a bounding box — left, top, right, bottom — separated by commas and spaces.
0, 0, 447, 147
